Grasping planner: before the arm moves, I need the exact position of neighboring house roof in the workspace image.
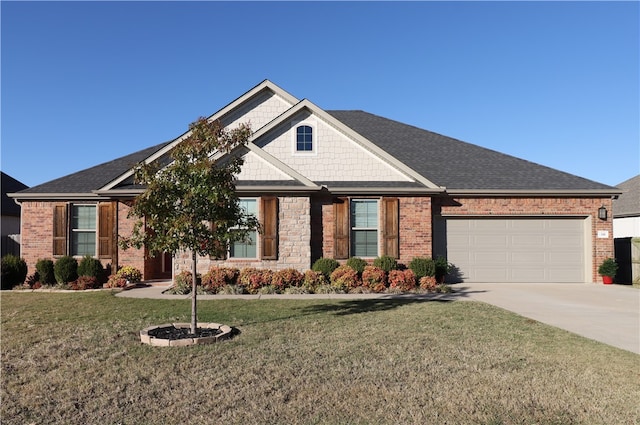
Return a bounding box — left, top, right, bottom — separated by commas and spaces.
328, 110, 615, 194
1, 172, 28, 215
613, 175, 640, 218
9, 81, 620, 200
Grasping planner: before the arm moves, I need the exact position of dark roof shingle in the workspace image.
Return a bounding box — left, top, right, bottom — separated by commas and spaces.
328, 110, 616, 192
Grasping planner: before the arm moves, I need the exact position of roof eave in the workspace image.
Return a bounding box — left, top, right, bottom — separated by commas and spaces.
444, 189, 623, 197
7, 192, 108, 202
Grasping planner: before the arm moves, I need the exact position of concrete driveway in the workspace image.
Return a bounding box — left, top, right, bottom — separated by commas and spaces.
453, 282, 640, 354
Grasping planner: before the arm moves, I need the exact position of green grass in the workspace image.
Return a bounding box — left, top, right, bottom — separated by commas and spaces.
2, 292, 639, 425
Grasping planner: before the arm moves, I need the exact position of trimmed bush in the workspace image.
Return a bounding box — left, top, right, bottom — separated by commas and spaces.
239, 268, 274, 294
69, 276, 101, 290
1, 255, 28, 290
54, 256, 78, 285
302, 270, 327, 293
388, 269, 416, 292
202, 267, 239, 294
346, 257, 368, 274
272, 268, 304, 290
330, 265, 360, 292
419, 276, 438, 292
312, 258, 340, 279
362, 265, 387, 293
409, 257, 435, 280
373, 255, 398, 273
36, 259, 56, 285
78, 255, 106, 283
434, 256, 451, 282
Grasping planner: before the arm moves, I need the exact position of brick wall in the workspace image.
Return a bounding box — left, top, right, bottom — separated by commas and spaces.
20, 201, 54, 275
434, 196, 614, 282
117, 202, 148, 278
398, 197, 432, 262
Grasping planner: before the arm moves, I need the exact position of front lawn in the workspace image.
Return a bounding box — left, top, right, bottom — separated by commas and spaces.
1, 292, 638, 424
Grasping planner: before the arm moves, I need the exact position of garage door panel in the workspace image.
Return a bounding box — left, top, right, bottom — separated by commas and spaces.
445, 218, 585, 283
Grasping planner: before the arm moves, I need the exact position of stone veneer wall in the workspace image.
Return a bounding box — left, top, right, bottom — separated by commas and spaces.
434, 196, 614, 282
174, 196, 312, 276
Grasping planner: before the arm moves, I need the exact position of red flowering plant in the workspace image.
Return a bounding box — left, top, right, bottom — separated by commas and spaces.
272, 268, 304, 291
330, 265, 361, 292
419, 276, 438, 292
202, 267, 239, 294
388, 269, 416, 292
362, 266, 387, 293
239, 268, 274, 294
69, 276, 100, 291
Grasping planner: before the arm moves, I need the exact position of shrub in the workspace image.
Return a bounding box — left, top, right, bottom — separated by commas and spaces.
202, 267, 239, 294
362, 266, 387, 292
330, 265, 361, 292
77, 255, 106, 283
434, 256, 451, 281
239, 268, 274, 294
373, 255, 398, 272
105, 275, 128, 288
598, 258, 618, 277
23, 273, 40, 289
36, 259, 56, 285
272, 268, 304, 290
117, 266, 142, 283
346, 257, 368, 274
69, 276, 101, 291
54, 256, 78, 285
409, 257, 435, 280
302, 270, 327, 293
419, 276, 438, 292
388, 269, 416, 292
1, 255, 28, 290
312, 258, 340, 279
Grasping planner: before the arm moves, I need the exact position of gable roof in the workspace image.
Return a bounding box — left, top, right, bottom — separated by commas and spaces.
9, 81, 620, 200
613, 175, 640, 218
328, 110, 617, 195
1, 172, 28, 215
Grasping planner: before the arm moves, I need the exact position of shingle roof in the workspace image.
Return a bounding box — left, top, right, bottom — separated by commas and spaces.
613, 175, 640, 217
328, 110, 616, 192
17, 141, 172, 195
1, 172, 28, 215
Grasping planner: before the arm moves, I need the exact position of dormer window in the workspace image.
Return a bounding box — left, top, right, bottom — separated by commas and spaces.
296, 125, 313, 152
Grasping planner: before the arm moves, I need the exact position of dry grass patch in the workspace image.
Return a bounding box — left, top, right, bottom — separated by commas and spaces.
2, 292, 639, 425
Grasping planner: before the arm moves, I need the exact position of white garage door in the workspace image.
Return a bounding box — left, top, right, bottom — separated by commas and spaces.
445, 217, 585, 283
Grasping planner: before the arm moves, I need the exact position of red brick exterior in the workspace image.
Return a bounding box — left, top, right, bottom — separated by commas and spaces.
20, 201, 54, 275
434, 196, 614, 282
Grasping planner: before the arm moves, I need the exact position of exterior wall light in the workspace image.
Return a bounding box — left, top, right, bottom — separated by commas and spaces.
598, 206, 608, 221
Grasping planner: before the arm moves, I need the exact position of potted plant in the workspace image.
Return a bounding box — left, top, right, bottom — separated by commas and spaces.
434, 256, 451, 284
597, 258, 618, 284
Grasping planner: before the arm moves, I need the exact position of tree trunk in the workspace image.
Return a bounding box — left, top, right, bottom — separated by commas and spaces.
191, 250, 197, 334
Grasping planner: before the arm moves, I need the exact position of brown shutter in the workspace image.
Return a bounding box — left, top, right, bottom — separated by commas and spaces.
382, 197, 399, 259
261, 197, 278, 260
98, 202, 114, 258
334, 197, 350, 260
53, 204, 68, 256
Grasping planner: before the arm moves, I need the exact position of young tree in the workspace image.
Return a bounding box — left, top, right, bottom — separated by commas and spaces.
121, 117, 259, 333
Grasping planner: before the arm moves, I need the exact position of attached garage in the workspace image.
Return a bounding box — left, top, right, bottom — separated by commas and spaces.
441, 217, 588, 283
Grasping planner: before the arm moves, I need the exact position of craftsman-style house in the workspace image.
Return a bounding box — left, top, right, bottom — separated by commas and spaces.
9, 80, 620, 283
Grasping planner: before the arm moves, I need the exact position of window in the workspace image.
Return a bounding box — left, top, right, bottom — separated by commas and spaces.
71, 205, 96, 256
296, 125, 313, 152
229, 198, 258, 258
350, 199, 379, 257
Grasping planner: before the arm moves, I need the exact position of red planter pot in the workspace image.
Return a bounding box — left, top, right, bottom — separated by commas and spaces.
602, 276, 614, 285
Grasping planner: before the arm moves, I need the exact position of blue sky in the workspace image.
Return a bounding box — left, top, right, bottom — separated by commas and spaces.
2, 1, 638, 188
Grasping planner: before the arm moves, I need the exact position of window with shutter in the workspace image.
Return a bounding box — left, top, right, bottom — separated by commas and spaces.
382, 198, 399, 259
53, 204, 68, 256
261, 197, 278, 260
98, 203, 114, 258
334, 198, 350, 259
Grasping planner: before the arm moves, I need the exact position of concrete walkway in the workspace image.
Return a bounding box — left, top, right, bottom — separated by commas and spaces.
117, 281, 640, 354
